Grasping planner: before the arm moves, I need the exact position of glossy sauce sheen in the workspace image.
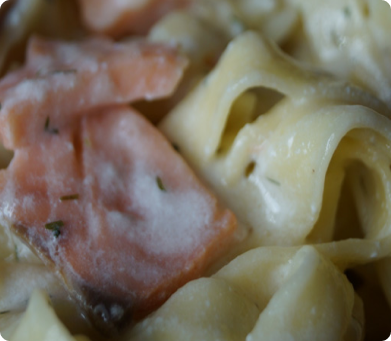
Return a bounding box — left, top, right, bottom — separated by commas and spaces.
0, 37, 237, 335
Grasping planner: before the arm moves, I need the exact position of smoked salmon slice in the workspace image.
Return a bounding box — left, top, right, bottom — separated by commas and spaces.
0, 106, 237, 335
78, 0, 190, 37
0, 35, 236, 335
0, 36, 187, 149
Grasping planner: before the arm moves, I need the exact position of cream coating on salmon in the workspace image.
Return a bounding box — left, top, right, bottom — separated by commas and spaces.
0, 106, 237, 334
0, 36, 188, 149
0, 35, 237, 335
78, 0, 190, 37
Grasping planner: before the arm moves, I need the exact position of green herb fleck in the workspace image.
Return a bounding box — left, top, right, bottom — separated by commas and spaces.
44, 117, 59, 135
343, 6, 351, 18
60, 194, 79, 201
0, 311, 10, 315
245, 162, 256, 178
51, 69, 77, 75
84, 138, 92, 147
45, 220, 64, 238
172, 143, 180, 152
0, 103, 2, 110
14, 244, 19, 262
266, 177, 281, 186
44, 117, 50, 130
156, 176, 166, 192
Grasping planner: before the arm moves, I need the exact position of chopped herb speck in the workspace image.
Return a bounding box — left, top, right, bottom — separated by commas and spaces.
45, 220, 64, 238
35, 69, 44, 77
172, 143, 180, 152
0, 311, 10, 315
343, 6, 351, 17
51, 69, 77, 75
266, 177, 281, 186
60, 194, 79, 201
44, 117, 59, 134
44, 117, 50, 130
245, 162, 256, 178
84, 138, 92, 147
156, 177, 166, 192
14, 244, 19, 262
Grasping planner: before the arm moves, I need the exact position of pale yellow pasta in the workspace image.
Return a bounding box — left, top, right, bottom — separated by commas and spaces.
291, 0, 391, 107
0, 229, 42, 263
125, 246, 362, 341
160, 31, 391, 247
0, 255, 105, 339
188, 0, 299, 44
0, 0, 82, 76
0, 0, 45, 74
159, 30, 391, 338
144, 0, 299, 119
126, 278, 260, 341
0, 305, 22, 340
7, 289, 89, 341
0, 262, 63, 312
147, 0, 300, 85
143, 9, 230, 120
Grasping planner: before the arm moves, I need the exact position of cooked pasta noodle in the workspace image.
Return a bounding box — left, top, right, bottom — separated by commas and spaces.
126, 246, 363, 341
0, 0, 82, 76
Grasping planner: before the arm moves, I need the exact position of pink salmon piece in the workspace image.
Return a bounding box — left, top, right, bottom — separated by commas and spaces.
0, 106, 237, 335
0, 36, 187, 149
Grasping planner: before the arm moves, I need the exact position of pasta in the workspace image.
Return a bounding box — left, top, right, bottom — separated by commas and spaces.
160, 31, 390, 245
8, 289, 89, 341
126, 246, 362, 341
0, 0, 391, 340
0, 0, 82, 76
291, 0, 391, 107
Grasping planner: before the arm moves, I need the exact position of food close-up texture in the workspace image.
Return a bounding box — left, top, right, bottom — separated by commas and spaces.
0, 0, 391, 340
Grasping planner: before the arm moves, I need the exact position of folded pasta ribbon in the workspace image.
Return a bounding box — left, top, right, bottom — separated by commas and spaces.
127, 246, 362, 341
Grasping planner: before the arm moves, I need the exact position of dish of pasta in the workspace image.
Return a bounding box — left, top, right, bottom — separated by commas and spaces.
0, 0, 391, 340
